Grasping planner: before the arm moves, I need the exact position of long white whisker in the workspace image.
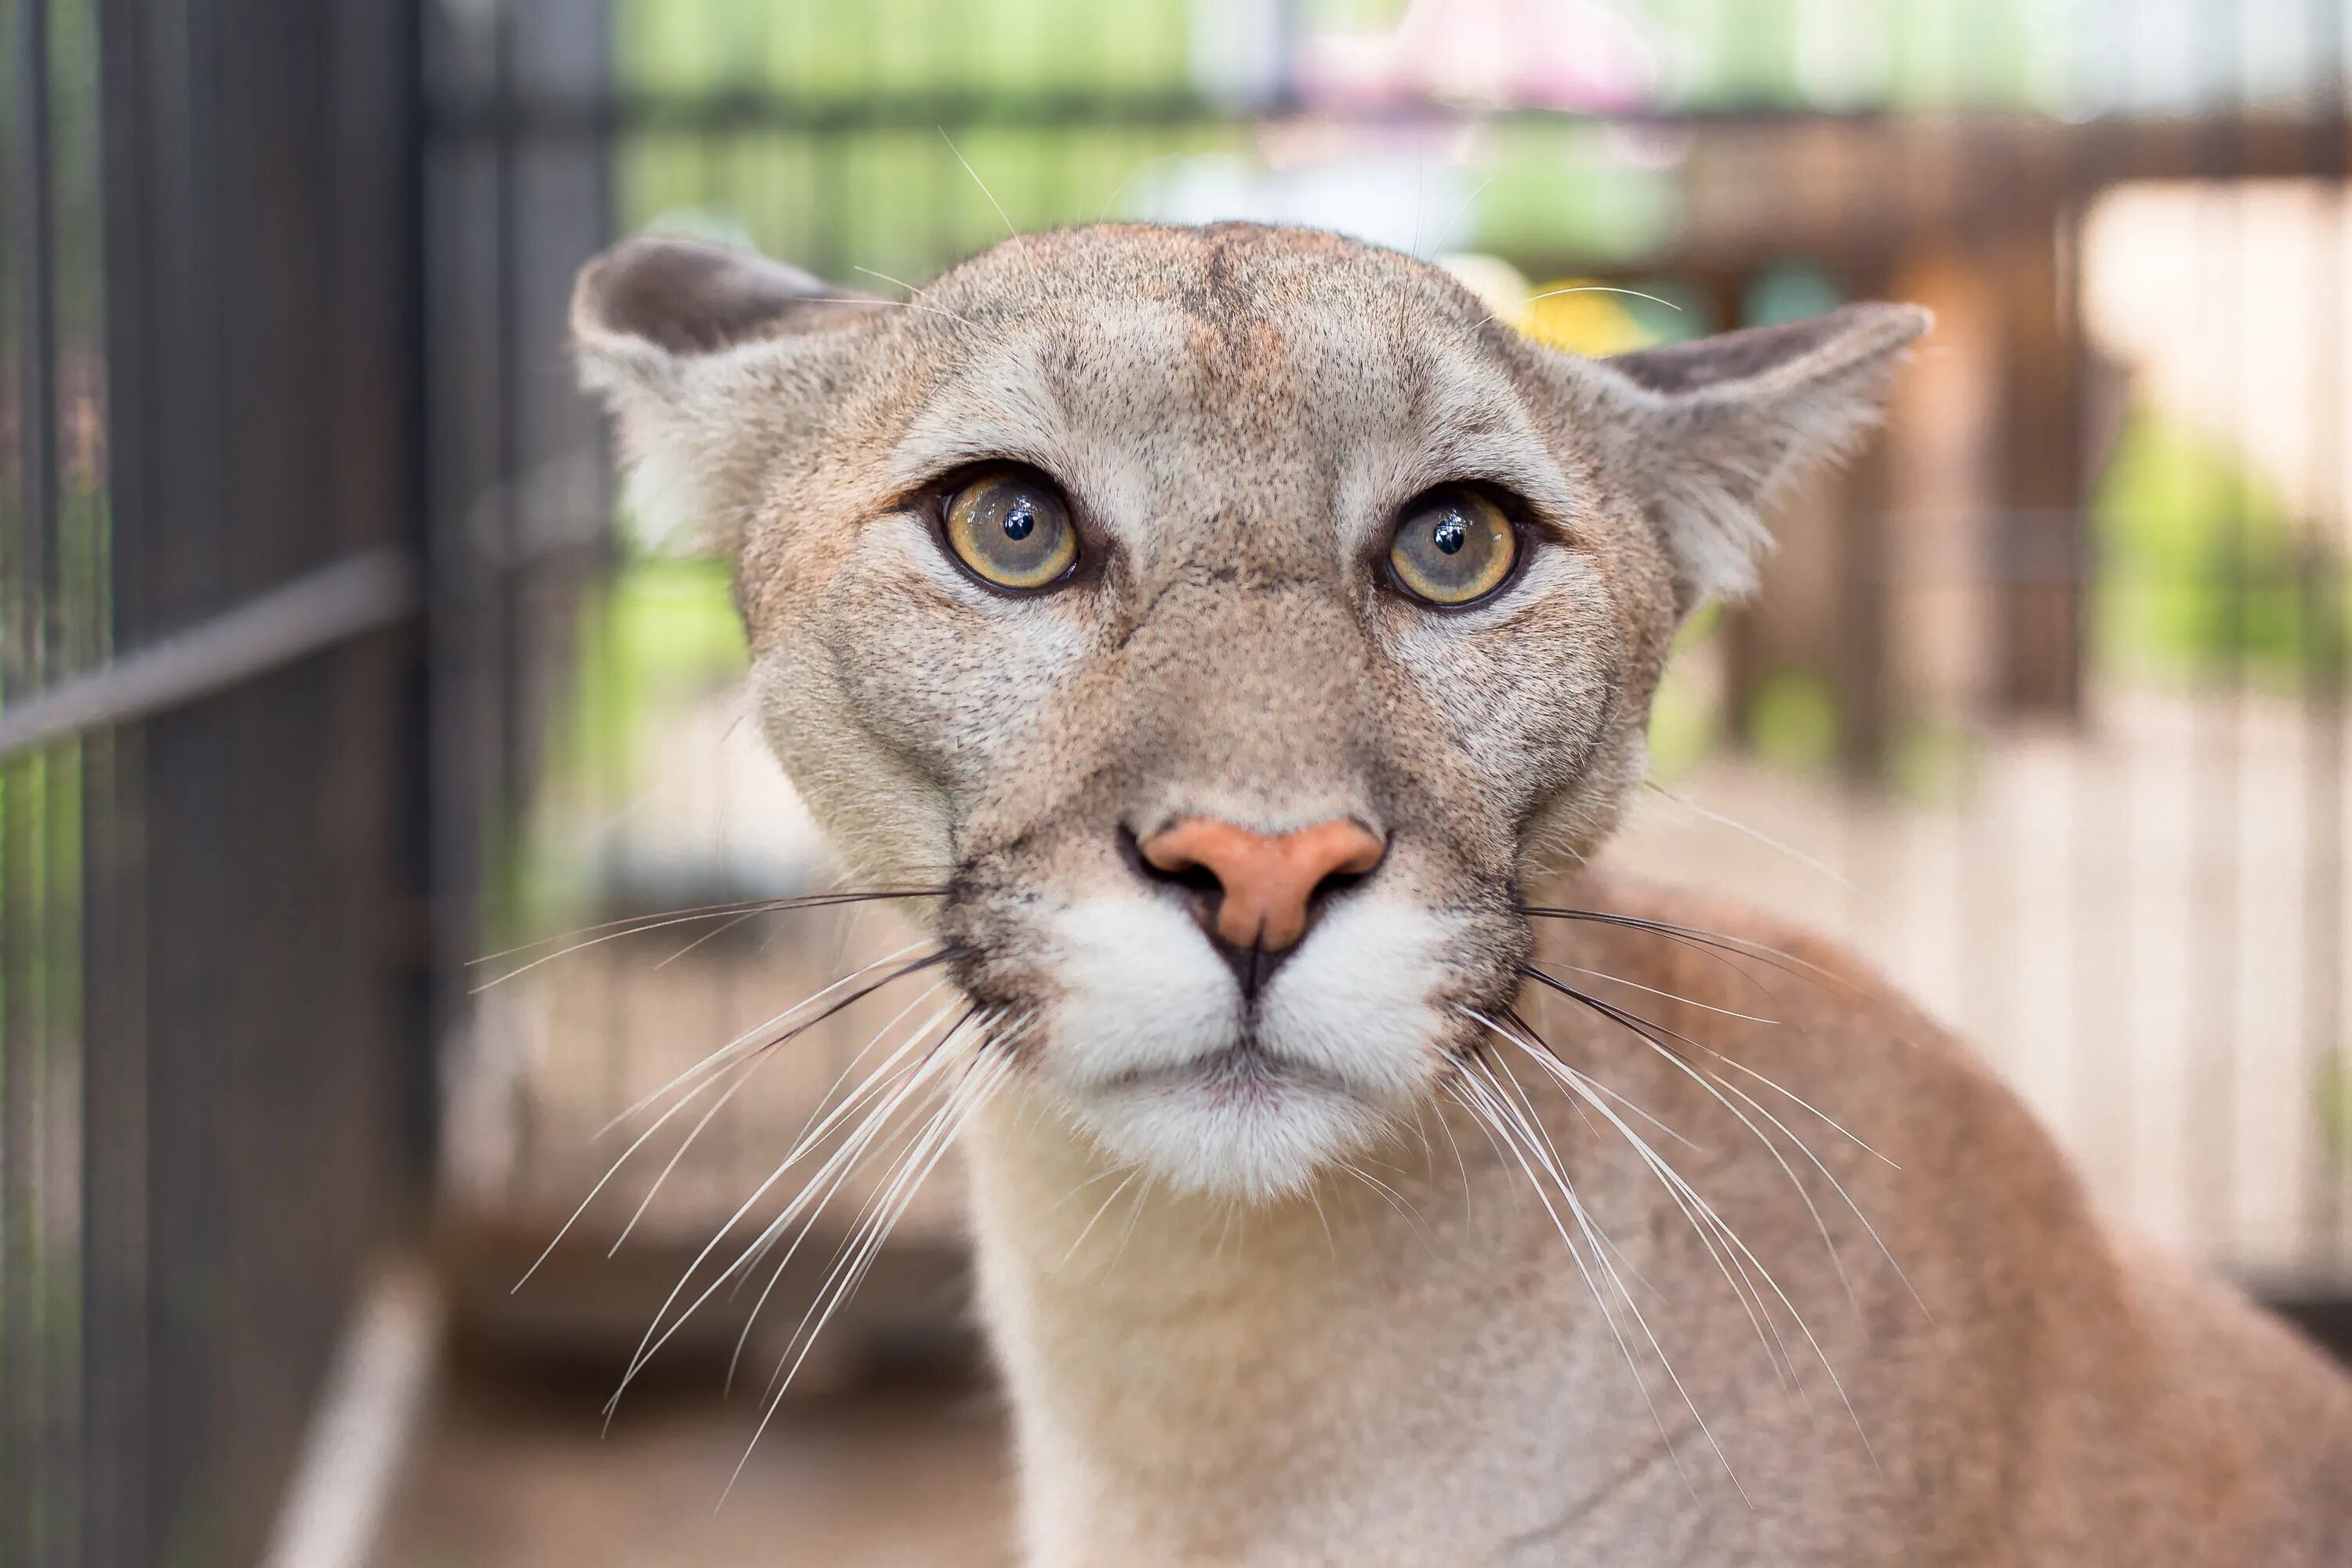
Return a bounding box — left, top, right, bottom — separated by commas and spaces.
470, 892, 855, 966
725, 984, 960, 1288
598, 941, 940, 1134
1472, 1010, 1876, 1468
1056, 1169, 1141, 1272
1524, 985, 1882, 1318
720, 1007, 985, 1388
1697, 1064, 1926, 1321
1448, 1064, 1711, 1499
1488, 1040, 1791, 1396
603, 1012, 967, 1417
1548, 994, 1862, 1314
511, 1033, 773, 1294
1707, 1053, 1898, 1167
1339, 1161, 1439, 1254
848, 266, 978, 328
760, 1047, 994, 1398
472, 892, 931, 989
1479, 1011, 1798, 1392
1643, 782, 1854, 893
1540, 960, 1780, 1025
940, 126, 1016, 236
619, 979, 958, 1264
1475, 284, 1686, 330
722, 1045, 1013, 1504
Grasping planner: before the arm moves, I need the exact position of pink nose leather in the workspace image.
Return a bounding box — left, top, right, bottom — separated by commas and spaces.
1140, 818, 1386, 952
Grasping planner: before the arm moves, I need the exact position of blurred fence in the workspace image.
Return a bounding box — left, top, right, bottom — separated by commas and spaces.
0, 3, 429, 1566
423, 0, 2352, 1345
9, 2, 2352, 1563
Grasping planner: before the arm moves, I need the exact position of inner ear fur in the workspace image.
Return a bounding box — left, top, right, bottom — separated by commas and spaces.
1595, 300, 1931, 613
572, 236, 876, 553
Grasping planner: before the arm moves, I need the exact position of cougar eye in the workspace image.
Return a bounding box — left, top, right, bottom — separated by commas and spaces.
1385, 487, 1519, 607
942, 467, 1079, 592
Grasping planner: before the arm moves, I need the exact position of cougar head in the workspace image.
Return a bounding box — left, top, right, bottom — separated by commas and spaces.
574, 223, 1923, 1199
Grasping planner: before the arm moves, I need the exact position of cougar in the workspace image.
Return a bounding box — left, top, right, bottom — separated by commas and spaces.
572, 222, 2352, 1566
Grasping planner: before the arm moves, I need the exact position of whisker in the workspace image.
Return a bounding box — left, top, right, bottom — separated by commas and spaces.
760, 978, 959, 1203
730, 1001, 1017, 1304
1305, 1181, 1338, 1261
1520, 907, 1869, 1002
518, 945, 949, 1293
1475, 284, 1686, 330
1643, 781, 1855, 894
725, 1044, 1013, 1504
621, 979, 958, 1265
603, 1011, 971, 1417
1446, 1064, 1711, 1499
1107, 1167, 1156, 1273
1695, 1065, 1926, 1321
1095, 159, 1146, 223
940, 126, 1017, 236
799, 296, 979, 331
1338, 1161, 1439, 1254
1475, 1011, 1798, 1398
470, 888, 940, 989
1707, 1054, 1899, 1169
1429, 1096, 1477, 1227
1518, 977, 1876, 1312
470, 894, 828, 965
758, 1044, 985, 1397
1507, 1002, 1703, 1155
847, 266, 979, 328
1536, 960, 1780, 1025
1430, 172, 1497, 260
724, 1004, 986, 1381
652, 906, 775, 969
1472, 1008, 1878, 1467
1056, 1168, 1142, 1272
598, 944, 953, 1134
511, 1036, 773, 1294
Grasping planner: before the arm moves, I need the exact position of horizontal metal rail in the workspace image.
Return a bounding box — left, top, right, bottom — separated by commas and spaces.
0, 547, 419, 762
425, 90, 1906, 139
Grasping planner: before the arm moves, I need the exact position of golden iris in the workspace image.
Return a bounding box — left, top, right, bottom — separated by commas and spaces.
943, 469, 1078, 591
1387, 488, 1517, 606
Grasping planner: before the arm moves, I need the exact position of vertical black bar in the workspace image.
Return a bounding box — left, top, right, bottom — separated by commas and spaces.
3, 3, 60, 1566
86, 0, 150, 1559
14, 0, 56, 688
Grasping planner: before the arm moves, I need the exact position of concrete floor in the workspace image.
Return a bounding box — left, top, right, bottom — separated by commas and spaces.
379, 1362, 1013, 1568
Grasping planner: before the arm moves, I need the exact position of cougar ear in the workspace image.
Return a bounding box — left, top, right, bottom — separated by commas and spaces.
572, 237, 876, 551
1593, 302, 1930, 614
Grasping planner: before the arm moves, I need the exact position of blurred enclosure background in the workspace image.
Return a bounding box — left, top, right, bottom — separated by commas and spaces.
7, 0, 2352, 1564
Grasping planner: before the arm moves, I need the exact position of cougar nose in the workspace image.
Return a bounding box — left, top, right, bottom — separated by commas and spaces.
1138, 818, 1387, 955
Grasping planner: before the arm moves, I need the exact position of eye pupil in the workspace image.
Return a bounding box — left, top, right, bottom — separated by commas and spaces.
1385, 488, 1519, 608
943, 468, 1079, 592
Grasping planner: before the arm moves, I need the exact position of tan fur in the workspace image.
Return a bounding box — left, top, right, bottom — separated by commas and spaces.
575, 223, 2352, 1565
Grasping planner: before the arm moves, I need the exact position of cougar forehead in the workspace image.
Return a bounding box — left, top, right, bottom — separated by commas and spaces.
574, 220, 1926, 1196
742, 224, 1638, 644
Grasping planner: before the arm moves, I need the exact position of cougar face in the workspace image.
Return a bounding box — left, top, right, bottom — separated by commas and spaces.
575, 223, 1923, 1199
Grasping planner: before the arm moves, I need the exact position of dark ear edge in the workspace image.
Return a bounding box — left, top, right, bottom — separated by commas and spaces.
571, 236, 851, 359
1605, 302, 1932, 400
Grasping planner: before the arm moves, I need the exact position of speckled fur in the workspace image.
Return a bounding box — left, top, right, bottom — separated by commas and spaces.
576, 223, 2352, 1566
